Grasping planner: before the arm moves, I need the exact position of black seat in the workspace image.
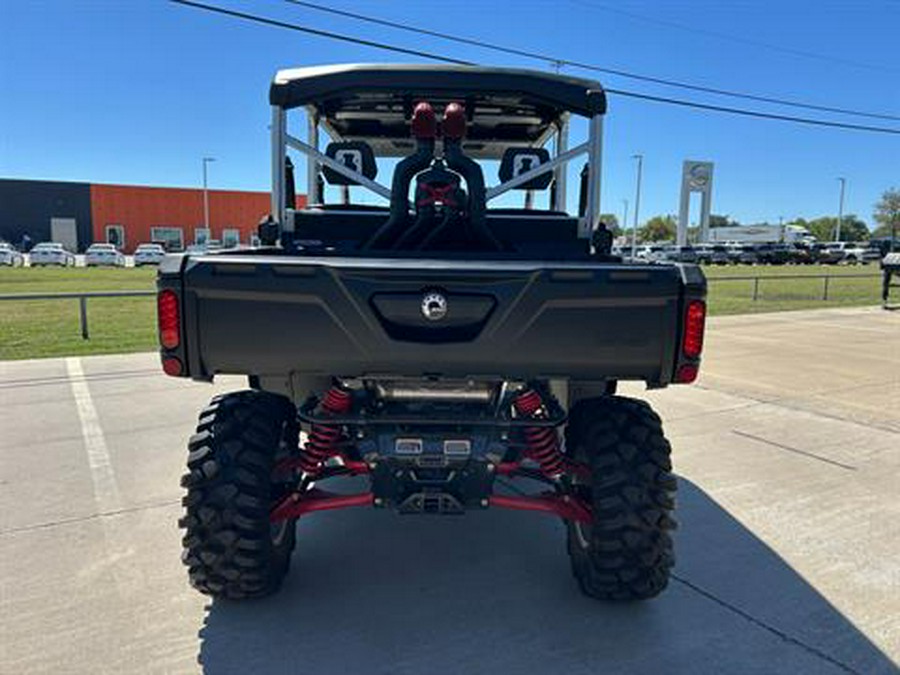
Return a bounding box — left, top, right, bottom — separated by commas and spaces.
488, 147, 585, 257
293, 142, 585, 257
497, 147, 553, 190
321, 141, 377, 185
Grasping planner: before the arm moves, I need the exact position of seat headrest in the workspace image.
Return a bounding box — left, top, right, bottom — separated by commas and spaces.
498, 147, 552, 190
322, 141, 377, 185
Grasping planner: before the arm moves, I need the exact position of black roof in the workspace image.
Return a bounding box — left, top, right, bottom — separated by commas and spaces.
270, 64, 606, 158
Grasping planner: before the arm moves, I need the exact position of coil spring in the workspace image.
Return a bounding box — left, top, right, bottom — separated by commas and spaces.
513, 389, 565, 478
299, 385, 353, 474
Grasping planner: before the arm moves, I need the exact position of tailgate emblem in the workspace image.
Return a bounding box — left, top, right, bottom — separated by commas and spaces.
421, 292, 448, 321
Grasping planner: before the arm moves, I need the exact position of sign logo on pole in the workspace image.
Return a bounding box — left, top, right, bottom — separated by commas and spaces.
677, 160, 714, 246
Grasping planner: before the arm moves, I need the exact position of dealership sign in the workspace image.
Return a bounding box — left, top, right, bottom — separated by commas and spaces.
677, 160, 714, 246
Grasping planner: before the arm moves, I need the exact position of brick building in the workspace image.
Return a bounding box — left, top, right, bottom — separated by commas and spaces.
0, 179, 304, 253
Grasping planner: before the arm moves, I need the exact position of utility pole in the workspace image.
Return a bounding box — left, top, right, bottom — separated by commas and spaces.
836, 177, 846, 242
631, 154, 643, 258
202, 157, 216, 234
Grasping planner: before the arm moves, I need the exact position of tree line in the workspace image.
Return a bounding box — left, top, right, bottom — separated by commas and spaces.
601, 187, 900, 243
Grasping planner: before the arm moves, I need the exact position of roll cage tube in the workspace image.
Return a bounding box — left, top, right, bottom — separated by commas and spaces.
268, 102, 605, 243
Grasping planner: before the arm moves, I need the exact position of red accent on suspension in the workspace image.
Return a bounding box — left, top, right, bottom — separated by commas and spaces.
490, 493, 592, 524
298, 385, 353, 474
512, 389, 566, 478
270, 488, 373, 523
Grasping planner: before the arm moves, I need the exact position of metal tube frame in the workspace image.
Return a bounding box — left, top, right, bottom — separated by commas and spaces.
582, 114, 604, 239
484, 142, 588, 201
285, 132, 394, 201
273, 105, 603, 240
307, 107, 320, 206
271, 106, 287, 229
552, 114, 570, 211
632, 154, 643, 258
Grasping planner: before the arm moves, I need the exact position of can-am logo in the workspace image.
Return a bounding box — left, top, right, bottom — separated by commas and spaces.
421, 292, 448, 321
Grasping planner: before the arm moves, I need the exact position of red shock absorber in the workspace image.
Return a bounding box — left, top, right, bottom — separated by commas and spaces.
513, 389, 566, 479
299, 385, 353, 474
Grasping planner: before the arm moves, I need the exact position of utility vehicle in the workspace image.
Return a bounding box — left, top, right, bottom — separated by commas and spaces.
158, 64, 707, 601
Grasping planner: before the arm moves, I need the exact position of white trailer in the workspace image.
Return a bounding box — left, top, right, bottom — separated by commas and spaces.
708, 224, 814, 243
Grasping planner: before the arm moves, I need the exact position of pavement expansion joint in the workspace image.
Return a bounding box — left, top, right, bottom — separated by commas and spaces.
731, 429, 857, 471
672, 574, 861, 675
0, 367, 160, 391
0, 499, 180, 537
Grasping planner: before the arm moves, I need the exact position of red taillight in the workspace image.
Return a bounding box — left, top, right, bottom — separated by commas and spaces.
682, 300, 706, 358
162, 356, 183, 377
675, 363, 699, 384
158, 290, 180, 349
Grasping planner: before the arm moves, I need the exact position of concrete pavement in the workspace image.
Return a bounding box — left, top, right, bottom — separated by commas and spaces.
1, 306, 897, 674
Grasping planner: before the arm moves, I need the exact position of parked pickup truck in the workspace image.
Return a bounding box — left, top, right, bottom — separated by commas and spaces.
159, 64, 707, 603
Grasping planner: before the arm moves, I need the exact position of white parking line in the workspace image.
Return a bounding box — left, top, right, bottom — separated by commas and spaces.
65, 357, 121, 513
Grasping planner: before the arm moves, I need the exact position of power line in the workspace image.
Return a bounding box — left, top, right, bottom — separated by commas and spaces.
284, 0, 900, 123
607, 89, 900, 135
169, 0, 900, 136
572, 1, 899, 75
169, 0, 469, 65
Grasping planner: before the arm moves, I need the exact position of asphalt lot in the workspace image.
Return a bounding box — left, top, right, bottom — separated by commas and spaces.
1, 306, 898, 675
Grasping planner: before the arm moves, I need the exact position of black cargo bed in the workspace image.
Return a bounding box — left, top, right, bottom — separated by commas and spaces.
164, 254, 704, 385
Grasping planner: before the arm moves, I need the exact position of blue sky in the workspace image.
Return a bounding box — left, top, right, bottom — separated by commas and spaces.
1, 0, 898, 228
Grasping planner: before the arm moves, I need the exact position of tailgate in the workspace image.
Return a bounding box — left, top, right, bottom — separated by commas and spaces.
170, 255, 702, 384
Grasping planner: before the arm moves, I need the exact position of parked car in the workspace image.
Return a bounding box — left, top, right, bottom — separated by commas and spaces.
29, 242, 75, 267
737, 243, 759, 265
85, 243, 126, 267
634, 244, 667, 262
708, 244, 730, 265
807, 243, 834, 264
134, 243, 167, 266
819, 242, 850, 264
759, 243, 791, 265
724, 243, 743, 264
869, 238, 897, 258
844, 242, 882, 265
0, 242, 25, 266
694, 243, 712, 264
787, 242, 815, 265
672, 245, 698, 263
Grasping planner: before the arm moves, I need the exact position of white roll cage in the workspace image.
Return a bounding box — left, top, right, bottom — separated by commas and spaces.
271, 105, 603, 240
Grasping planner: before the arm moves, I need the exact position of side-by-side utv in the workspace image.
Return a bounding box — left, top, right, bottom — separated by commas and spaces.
158, 64, 707, 601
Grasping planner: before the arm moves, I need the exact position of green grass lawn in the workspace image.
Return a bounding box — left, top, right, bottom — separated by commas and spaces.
703, 263, 882, 315
0, 267, 157, 360
0, 264, 884, 360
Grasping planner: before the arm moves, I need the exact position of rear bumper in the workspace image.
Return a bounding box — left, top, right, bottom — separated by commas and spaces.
161, 253, 706, 386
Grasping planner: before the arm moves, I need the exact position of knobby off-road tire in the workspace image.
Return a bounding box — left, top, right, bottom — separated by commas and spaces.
565, 396, 676, 601
564, 392, 613, 453
180, 390, 299, 599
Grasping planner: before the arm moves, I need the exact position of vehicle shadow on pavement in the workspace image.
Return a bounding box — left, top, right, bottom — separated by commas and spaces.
197, 479, 895, 675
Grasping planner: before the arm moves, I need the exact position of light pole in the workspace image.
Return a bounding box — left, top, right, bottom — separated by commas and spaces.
835, 177, 846, 242
202, 157, 216, 234
631, 154, 643, 258
622, 198, 629, 249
